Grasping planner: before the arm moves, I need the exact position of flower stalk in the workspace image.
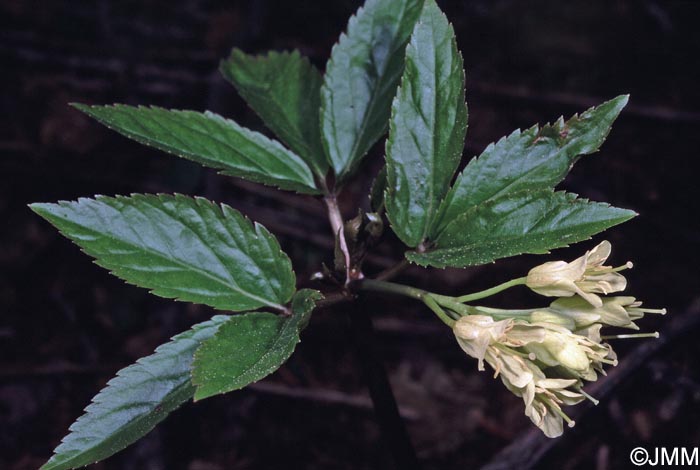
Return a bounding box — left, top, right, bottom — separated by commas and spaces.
455, 277, 528, 303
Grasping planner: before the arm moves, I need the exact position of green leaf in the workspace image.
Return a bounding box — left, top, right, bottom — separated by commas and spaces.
407, 190, 636, 268
30, 194, 295, 312
436, 95, 629, 231
41, 315, 229, 470
73, 104, 319, 194
385, 0, 468, 247
192, 289, 322, 400
320, 0, 424, 180
220, 49, 328, 177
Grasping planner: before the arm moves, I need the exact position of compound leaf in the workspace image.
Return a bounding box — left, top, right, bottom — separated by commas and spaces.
30, 194, 295, 312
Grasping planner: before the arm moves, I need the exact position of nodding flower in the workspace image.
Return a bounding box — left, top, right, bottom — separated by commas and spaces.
452, 314, 619, 437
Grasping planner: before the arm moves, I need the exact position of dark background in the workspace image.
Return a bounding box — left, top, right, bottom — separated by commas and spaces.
2, 0, 700, 469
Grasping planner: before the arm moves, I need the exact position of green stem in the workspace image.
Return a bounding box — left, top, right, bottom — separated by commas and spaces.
469, 305, 540, 318
455, 277, 528, 303
422, 295, 455, 327
358, 279, 455, 327
360, 280, 542, 324
359, 279, 427, 300
430, 294, 473, 316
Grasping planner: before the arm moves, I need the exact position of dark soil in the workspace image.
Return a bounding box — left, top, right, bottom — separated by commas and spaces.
2, 1, 699, 469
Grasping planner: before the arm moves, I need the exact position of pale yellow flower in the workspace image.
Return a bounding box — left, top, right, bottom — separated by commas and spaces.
525, 241, 629, 307
547, 296, 666, 330
452, 315, 609, 437
520, 373, 585, 438
453, 315, 511, 371
451, 242, 663, 437
522, 320, 616, 381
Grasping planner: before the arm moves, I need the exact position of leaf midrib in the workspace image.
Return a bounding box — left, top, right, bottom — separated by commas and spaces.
88, 106, 314, 187
427, 197, 630, 263
159, 110, 312, 183
230, 316, 296, 386
343, 0, 412, 176
421, 9, 441, 243
59, 208, 284, 311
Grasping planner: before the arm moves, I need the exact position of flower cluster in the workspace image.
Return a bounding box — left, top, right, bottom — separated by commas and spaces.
452, 241, 665, 437
454, 315, 607, 437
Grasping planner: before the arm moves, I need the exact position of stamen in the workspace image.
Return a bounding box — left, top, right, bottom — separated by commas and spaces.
579, 389, 600, 405
553, 406, 576, 427
542, 397, 576, 427
629, 307, 667, 315
610, 262, 633, 273
601, 332, 659, 340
